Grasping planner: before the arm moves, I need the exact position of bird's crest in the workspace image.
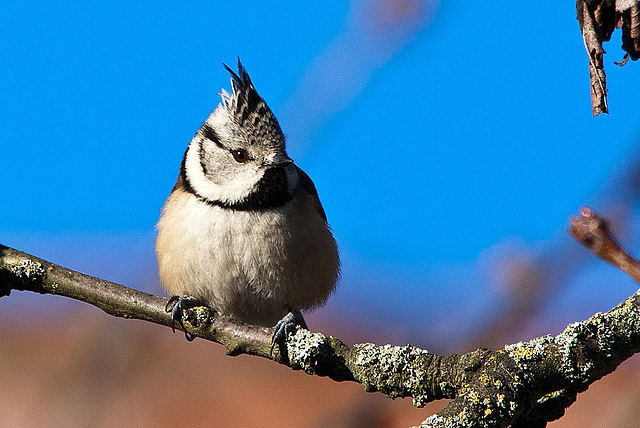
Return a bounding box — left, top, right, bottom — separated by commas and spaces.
220, 58, 268, 123
216, 58, 284, 143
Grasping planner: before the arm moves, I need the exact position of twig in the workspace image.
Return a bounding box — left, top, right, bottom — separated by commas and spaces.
569, 206, 640, 284
474, 147, 640, 349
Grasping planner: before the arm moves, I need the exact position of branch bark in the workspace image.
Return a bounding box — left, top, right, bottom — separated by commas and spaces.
2, 207, 640, 427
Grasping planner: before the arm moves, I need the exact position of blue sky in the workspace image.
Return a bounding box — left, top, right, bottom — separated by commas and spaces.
2, 1, 640, 350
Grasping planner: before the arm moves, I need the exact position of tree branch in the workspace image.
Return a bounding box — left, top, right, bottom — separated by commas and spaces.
569, 206, 640, 282
2, 207, 640, 427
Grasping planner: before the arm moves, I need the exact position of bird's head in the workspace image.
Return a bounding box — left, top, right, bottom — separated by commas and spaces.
182, 59, 298, 210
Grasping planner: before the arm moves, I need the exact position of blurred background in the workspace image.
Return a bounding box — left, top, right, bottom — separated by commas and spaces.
2, 0, 640, 426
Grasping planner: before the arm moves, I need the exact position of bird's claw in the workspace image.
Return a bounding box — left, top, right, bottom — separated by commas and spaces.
165, 295, 199, 341
271, 311, 306, 355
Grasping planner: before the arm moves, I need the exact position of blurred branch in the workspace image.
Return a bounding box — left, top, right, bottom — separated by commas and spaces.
3, 207, 640, 428
576, 0, 640, 116
569, 206, 640, 282
474, 146, 640, 350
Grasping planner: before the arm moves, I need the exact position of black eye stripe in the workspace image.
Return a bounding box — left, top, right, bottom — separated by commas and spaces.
200, 124, 224, 149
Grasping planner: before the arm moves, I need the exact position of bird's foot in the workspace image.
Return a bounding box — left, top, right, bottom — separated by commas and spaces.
165, 295, 200, 341
271, 311, 307, 355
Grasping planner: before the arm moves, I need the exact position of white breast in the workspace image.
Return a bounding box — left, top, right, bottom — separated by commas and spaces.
155, 188, 339, 326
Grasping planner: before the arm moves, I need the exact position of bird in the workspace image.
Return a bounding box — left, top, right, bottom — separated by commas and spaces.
155, 58, 340, 348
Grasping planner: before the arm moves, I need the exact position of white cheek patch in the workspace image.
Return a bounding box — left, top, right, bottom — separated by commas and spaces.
184, 136, 264, 205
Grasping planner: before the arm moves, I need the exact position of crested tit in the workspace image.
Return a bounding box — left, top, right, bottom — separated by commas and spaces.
155, 59, 340, 345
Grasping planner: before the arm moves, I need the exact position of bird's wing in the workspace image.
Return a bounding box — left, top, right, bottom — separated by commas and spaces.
295, 165, 327, 223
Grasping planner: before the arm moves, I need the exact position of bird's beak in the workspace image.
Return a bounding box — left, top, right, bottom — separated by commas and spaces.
268, 154, 294, 167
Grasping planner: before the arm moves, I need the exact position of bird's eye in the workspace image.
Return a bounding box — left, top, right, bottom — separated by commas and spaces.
231, 149, 248, 163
